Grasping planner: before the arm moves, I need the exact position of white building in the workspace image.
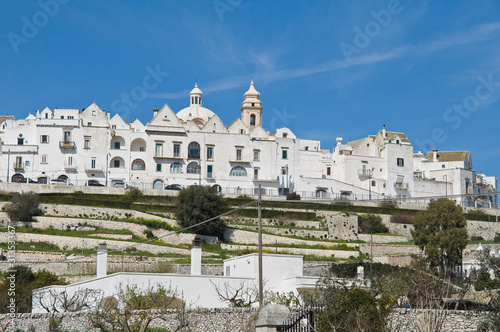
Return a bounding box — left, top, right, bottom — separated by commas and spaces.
0, 82, 497, 207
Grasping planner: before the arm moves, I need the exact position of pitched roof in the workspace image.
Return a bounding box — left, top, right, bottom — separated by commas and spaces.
378, 131, 410, 142
426, 151, 471, 162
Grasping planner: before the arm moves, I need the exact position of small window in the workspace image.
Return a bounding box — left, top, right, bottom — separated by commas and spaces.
87, 122, 92, 126
156, 163, 162, 172
372, 180, 376, 187
207, 147, 214, 161
207, 165, 213, 178
17, 138, 24, 145
396, 139, 400, 144
114, 142, 120, 149
139, 146, 145, 152
68, 156, 73, 166
61, 116, 64, 119
41, 155, 47, 164
68, 116, 74, 119
15, 156, 23, 168
236, 148, 242, 161
112, 125, 116, 129
155, 143, 163, 157
326, 167, 331, 176
25, 160, 30, 167
170, 162, 182, 173
40, 135, 49, 143
195, 96, 198, 104
316, 189, 326, 198
253, 150, 260, 161
132, 159, 145, 170
442, 164, 445, 168
173, 144, 181, 158
250, 114, 256, 126
84, 139, 90, 149
283, 133, 288, 138
64, 131, 71, 143
282, 149, 288, 159
240, 129, 245, 134
305, 146, 309, 151
254, 168, 259, 180
397, 158, 404, 167
113, 160, 120, 168
91, 158, 96, 169
230, 166, 247, 177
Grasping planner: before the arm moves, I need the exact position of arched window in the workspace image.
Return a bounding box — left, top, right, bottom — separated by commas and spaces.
187, 162, 200, 174
230, 166, 247, 177
316, 189, 326, 198
188, 142, 200, 159
153, 179, 164, 190
170, 162, 182, 173
250, 114, 256, 126
132, 159, 145, 170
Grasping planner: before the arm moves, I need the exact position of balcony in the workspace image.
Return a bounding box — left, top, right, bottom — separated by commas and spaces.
394, 181, 409, 191
2, 145, 38, 154
358, 169, 373, 178
59, 141, 76, 150
64, 163, 77, 171
85, 163, 104, 173
13, 162, 24, 171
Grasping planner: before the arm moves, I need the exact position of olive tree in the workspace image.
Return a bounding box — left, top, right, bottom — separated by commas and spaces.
176, 185, 227, 238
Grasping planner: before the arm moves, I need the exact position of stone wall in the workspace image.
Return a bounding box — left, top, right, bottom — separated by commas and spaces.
325, 214, 358, 241
221, 243, 359, 259
0, 308, 489, 332
358, 234, 409, 243
0, 308, 257, 332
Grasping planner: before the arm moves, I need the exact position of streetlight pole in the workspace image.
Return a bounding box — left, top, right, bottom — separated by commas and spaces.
258, 184, 263, 307
198, 160, 201, 186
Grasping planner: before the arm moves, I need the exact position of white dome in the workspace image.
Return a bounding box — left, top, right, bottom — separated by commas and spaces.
176, 105, 215, 128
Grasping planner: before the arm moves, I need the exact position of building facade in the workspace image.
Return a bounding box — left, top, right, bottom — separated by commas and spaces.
0, 82, 497, 208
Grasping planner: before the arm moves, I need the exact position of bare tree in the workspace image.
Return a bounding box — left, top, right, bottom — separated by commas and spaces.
34, 288, 103, 313
211, 280, 262, 307
90, 283, 184, 332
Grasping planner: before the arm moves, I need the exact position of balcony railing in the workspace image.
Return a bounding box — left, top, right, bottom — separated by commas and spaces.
358, 169, 373, 178
85, 163, 104, 172
394, 182, 409, 191
13, 162, 24, 170
64, 163, 77, 170
59, 141, 76, 150
2, 145, 38, 154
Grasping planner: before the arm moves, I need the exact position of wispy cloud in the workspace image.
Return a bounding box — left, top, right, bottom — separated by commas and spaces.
148, 21, 500, 100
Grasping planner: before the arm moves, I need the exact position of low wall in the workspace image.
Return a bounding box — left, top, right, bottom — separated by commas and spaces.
221, 244, 359, 259
0, 308, 488, 332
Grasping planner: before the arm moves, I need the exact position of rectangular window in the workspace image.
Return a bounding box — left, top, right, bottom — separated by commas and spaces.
91, 158, 96, 169
40, 135, 49, 143
207, 165, 213, 178
207, 147, 214, 161
282, 149, 288, 159
41, 155, 47, 164
327, 167, 331, 176
114, 160, 120, 168
84, 139, 90, 149
236, 148, 242, 161
114, 142, 120, 149
397, 158, 404, 167
17, 138, 24, 145
68, 116, 74, 119
155, 143, 163, 157
112, 125, 116, 129
139, 146, 145, 152
173, 144, 180, 158
15, 156, 22, 168
61, 116, 64, 119
87, 122, 92, 126
156, 163, 162, 172
64, 131, 71, 143
254, 168, 259, 180
253, 150, 260, 161
68, 156, 73, 166
25, 160, 30, 166
372, 180, 376, 187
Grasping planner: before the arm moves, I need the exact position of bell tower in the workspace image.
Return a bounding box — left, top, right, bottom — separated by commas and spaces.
240, 80, 263, 128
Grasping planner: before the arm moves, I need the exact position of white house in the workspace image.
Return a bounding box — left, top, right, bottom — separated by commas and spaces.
0, 81, 496, 207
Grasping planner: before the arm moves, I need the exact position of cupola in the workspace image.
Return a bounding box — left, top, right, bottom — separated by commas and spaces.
240, 80, 263, 128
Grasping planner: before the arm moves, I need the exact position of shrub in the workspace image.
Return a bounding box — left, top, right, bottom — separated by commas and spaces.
358, 214, 389, 234
286, 192, 301, 201
390, 213, 414, 224
121, 187, 144, 202
378, 200, 397, 209
470, 235, 484, 241
4, 192, 43, 222
494, 233, 500, 243
143, 229, 155, 239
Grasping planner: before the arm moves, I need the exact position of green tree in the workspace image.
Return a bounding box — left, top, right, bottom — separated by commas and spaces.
358, 214, 389, 234
0, 266, 65, 313
412, 198, 468, 270
4, 191, 43, 222
176, 185, 227, 238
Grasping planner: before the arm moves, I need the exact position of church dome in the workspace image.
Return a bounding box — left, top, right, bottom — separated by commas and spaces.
176, 84, 215, 128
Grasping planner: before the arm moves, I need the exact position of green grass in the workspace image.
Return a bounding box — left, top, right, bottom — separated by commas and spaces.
229, 221, 324, 231
384, 240, 416, 245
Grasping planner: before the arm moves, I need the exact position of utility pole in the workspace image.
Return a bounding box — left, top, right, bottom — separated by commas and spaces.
368, 169, 372, 200
198, 160, 201, 186
258, 184, 263, 307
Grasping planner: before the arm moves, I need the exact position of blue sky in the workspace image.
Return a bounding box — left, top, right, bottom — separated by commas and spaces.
1, 1, 500, 183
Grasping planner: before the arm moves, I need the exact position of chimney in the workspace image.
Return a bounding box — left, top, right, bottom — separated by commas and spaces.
357, 264, 364, 280
382, 124, 387, 139
153, 106, 159, 117
432, 146, 438, 162
97, 243, 107, 278
191, 237, 202, 275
